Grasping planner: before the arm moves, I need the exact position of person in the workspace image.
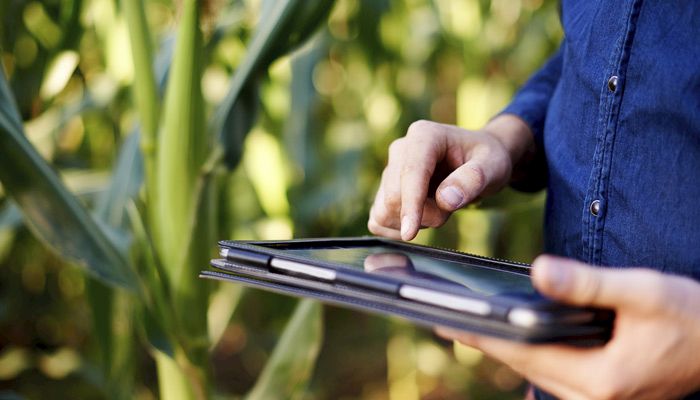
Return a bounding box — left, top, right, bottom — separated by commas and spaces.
368, 2, 700, 399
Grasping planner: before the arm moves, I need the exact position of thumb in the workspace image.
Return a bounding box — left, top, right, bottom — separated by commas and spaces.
531, 255, 658, 310
435, 161, 489, 211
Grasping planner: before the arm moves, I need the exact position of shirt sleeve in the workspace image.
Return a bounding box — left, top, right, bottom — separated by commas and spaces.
501, 43, 564, 145
500, 43, 564, 192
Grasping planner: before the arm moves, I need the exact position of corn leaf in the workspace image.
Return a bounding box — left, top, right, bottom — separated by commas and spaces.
174, 173, 215, 364
127, 201, 176, 357
58, 0, 84, 50
154, 34, 176, 94
285, 40, 330, 236
94, 129, 143, 228
152, 0, 211, 367
0, 202, 22, 230
86, 129, 143, 390
0, 68, 140, 292
121, 0, 160, 204
245, 300, 323, 400
85, 279, 115, 380
0, 202, 21, 263
219, 82, 260, 168
153, 0, 207, 271
211, 0, 335, 169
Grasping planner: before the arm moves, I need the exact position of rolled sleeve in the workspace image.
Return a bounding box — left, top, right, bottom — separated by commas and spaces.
501, 43, 564, 147
500, 43, 564, 191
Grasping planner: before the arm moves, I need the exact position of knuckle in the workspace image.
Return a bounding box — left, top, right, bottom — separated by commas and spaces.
465, 164, 487, 190
406, 119, 435, 138
388, 138, 404, 156
383, 190, 401, 210
638, 270, 668, 313
575, 272, 603, 305
400, 163, 433, 180
372, 205, 398, 228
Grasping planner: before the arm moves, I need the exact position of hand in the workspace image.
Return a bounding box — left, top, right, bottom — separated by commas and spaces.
437, 256, 700, 400
368, 115, 533, 241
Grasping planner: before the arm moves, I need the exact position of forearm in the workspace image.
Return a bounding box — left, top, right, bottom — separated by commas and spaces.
482, 113, 535, 169
482, 114, 540, 188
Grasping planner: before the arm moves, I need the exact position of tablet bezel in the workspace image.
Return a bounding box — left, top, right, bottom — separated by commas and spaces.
216, 237, 598, 321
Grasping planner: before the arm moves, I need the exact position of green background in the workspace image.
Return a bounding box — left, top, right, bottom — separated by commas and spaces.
0, 0, 561, 398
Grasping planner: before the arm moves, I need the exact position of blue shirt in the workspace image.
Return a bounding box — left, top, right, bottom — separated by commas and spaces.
502, 2, 700, 399
503, 0, 700, 279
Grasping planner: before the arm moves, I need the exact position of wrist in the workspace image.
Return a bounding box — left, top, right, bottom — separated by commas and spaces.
481, 114, 535, 166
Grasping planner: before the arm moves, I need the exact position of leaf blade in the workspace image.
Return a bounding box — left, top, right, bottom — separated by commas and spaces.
0, 68, 140, 292
211, 0, 335, 169
245, 300, 323, 400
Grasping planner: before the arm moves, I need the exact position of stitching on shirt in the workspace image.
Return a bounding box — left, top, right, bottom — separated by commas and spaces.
583, 0, 644, 265
595, 0, 645, 266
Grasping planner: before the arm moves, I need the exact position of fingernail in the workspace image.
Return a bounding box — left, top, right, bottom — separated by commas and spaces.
440, 186, 465, 209
537, 262, 570, 295
401, 215, 413, 240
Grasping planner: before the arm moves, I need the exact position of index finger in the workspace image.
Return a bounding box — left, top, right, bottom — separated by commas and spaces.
399, 137, 444, 240
399, 165, 434, 240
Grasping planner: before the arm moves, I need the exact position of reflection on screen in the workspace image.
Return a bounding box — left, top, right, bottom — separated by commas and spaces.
284, 246, 533, 296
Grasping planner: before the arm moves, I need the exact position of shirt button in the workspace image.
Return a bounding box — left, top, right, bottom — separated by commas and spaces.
590, 200, 601, 216
607, 76, 619, 92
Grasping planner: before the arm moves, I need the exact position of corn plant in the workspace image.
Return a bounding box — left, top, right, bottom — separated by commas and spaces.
0, 0, 334, 399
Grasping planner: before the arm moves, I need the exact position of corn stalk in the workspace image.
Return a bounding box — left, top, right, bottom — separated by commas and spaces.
0, 0, 335, 398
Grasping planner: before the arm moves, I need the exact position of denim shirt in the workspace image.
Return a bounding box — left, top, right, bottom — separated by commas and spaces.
502, 1, 700, 398
504, 0, 700, 278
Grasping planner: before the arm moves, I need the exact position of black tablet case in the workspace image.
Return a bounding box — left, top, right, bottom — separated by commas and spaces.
201, 238, 613, 345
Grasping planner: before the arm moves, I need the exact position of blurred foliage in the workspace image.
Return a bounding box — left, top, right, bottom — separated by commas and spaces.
0, 0, 561, 399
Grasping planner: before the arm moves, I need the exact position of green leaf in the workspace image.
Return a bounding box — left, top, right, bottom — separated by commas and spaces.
94, 129, 143, 229
0, 202, 21, 263
154, 350, 197, 400
285, 39, 328, 236
0, 202, 22, 230
85, 280, 137, 400
220, 82, 260, 168
151, 0, 212, 367
153, 0, 207, 273
207, 283, 244, 349
245, 300, 323, 400
172, 171, 216, 363
258, 0, 336, 65
85, 278, 114, 374
141, 300, 175, 357
85, 129, 145, 395
0, 67, 140, 292
126, 201, 176, 357
211, 0, 335, 169
58, 0, 84, 50
122, 0, 160, 205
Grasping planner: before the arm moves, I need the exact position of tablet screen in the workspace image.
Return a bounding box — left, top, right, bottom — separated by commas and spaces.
284, 245, 534, 296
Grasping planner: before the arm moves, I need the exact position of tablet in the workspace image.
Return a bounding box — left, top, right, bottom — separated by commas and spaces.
200, 237, 613, 345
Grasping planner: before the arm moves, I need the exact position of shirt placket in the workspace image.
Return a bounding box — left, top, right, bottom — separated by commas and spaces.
581, 0, 643, 265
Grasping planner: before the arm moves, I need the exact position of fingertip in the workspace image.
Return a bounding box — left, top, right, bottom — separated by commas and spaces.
367, 217, 376, 235
532, 254, 555, 267
400, 215, 417, 241
434, 326, 455, 338
531, 255, 573, 299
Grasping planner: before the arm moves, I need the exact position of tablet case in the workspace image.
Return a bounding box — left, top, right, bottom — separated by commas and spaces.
201, 255, 613, 346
